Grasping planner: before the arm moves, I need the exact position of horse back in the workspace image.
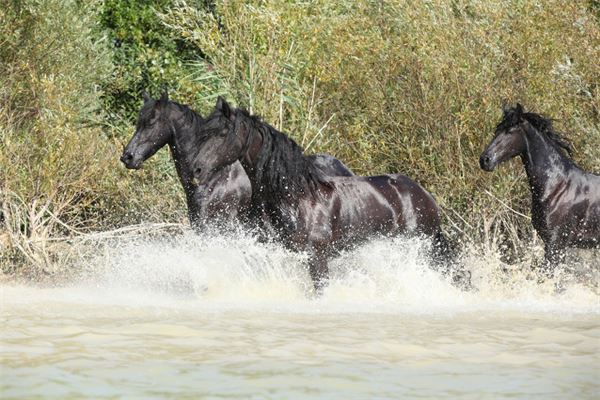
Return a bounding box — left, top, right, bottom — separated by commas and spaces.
316, 174, 441, 241
538, 169, 600, 247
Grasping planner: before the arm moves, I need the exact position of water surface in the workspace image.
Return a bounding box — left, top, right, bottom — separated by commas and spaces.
1, 233, 598, 398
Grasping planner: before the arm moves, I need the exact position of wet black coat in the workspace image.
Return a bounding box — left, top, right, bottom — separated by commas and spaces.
480, 104, 600, 268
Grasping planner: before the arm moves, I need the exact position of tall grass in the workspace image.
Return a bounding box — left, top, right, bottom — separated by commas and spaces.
1, 0, 598, 278
0, 0, 186, 277
163, 0, 599, 253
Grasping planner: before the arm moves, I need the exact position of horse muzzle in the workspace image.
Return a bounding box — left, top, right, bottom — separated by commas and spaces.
193, 167, 207, 186
479, 154, 496, 172
120, 151, 142, 169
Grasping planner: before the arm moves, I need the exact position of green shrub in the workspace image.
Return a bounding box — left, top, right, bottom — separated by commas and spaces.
163, 0, 600, 249
1, 0, 598, 276
99, 0, 228, 127
0, 0, 186, 275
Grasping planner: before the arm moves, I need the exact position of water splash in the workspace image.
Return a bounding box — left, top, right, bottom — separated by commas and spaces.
44, 228, 598, 315
2, 228, 597, 400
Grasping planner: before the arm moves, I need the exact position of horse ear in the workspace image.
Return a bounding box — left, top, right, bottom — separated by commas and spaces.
159, 91, 169, 104
501, 101, 510, 115
142, 91, 151, 103
516, 103, 524, 115
216, 96, 233, 120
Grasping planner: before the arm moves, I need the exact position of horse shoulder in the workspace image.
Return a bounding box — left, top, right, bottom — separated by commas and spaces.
228, 161, 252, 201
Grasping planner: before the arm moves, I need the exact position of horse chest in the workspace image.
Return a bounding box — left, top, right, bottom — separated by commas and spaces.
255, 201, 302, 245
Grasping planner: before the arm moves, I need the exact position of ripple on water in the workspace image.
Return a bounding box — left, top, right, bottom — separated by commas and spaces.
1, 230, 598, 398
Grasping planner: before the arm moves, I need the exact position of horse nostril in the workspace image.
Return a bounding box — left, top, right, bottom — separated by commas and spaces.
193, 167, 203, 185
120, 152, 135, 167
479, 155, 491, 170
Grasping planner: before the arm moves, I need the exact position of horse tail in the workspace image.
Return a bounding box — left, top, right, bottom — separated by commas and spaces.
431, 230, 473, 290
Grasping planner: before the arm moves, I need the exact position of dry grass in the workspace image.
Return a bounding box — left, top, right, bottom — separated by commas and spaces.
164, 0, 599, 247
0, 188, 186, 281
1, 0, 599, 278
0, 0, 187, 277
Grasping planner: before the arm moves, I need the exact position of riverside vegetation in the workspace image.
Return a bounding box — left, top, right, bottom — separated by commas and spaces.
1, 0, 598, 279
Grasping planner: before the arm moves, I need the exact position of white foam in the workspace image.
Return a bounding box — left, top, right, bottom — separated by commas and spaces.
2, 228, 598, 315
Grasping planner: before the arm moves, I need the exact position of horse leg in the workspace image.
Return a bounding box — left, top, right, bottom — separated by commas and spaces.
307, 247, 329, 295
540, 243, 564, 278
187, 191, 206, 233
430, 231, 473, 290
541, 243, 571, 293
188, 206, 202, 233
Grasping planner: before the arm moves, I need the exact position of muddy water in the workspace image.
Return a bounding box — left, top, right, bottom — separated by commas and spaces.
1, 233, 599, 398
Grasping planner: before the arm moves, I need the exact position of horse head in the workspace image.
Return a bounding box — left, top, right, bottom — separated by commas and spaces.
192, 97, 247, 185
479, 103, 528, 171
120, 91, 174, 169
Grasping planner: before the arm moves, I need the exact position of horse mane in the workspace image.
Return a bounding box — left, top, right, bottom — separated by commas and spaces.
137, 98, 205, 138
500, 105, 574, 156
172, 102, 204, 136
235, 109, 326, 202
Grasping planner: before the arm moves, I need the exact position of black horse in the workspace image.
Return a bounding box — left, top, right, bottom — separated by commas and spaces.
120, 93, 354, 230
191, 98, 469, 292
480, 104, 600, 272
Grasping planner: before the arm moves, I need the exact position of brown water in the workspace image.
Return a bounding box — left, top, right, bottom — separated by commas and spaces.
1, 233, 599, 398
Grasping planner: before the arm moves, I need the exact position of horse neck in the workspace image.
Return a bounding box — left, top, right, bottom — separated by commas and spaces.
169, 106, 203, 195
238, 124, 314, 218
238, 126, 268, 201
520, 125, 573, 203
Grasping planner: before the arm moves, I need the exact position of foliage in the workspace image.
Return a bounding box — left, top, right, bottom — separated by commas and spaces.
1, 0, 599, 276
0, 0, 185, 276
163, 0, 600, 252
99, 0, 227, 127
